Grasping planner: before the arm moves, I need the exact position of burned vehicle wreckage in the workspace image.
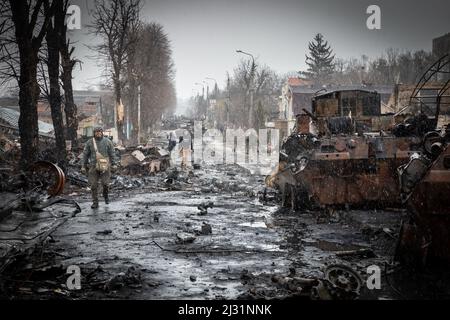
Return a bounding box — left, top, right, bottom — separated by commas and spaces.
267, 55, 450, 266
268, 89, 422, 210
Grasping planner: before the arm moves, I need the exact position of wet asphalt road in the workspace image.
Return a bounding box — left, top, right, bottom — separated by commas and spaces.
3, 164, 419, 299
36, 165, 402, 299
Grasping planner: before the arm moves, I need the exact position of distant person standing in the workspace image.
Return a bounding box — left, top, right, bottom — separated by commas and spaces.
168, 131, 177, 152
178, 134, 192, 169
81, 127, 118, 209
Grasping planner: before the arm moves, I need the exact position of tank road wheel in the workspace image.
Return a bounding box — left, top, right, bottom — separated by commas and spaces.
29, 161, 66, 196
423, 131, 441, 156
324, 264, 363, 299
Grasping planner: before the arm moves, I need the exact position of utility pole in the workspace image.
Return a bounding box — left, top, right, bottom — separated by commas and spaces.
126, 102, 130, 140
205, 77, 218, 97
195, 82, 206, 118
226, 75, 231, 130
236, 50, 256, 128
137, 84, 141, 144
249, 88, 254, 128
195, 82, 205, 99
203, 81, 209, 101
205, 77, 218, 125
113, 100, 118, 141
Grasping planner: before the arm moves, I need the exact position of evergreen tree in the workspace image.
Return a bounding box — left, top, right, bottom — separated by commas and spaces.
301, 33, 335, 80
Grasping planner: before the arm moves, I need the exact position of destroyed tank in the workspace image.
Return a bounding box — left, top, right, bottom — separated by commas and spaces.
395, 125, 450, 266
267, 55, 450, 211
394, 54, 450, 266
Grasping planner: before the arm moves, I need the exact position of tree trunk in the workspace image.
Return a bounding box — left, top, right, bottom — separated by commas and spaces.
114, 78, 125, 143
10, 0, 40, 169
17, 48, 40, 169
46, 17, 67, 170
59, 1, 78, 151
128, 76, 138, 145
61, 52, 78, 150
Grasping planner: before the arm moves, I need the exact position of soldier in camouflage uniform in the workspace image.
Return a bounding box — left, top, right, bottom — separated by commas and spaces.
81, 127, 118, 208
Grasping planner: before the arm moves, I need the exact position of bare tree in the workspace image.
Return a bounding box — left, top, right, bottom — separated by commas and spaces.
4, 0, 56, 169
0, 2, 19, 89
221, 60, 282, 128
43, 0, 67, 169
307, 50, 435, 86
90, 0, 142, 143
59, 0, 79, 151
124, 22, 176, 142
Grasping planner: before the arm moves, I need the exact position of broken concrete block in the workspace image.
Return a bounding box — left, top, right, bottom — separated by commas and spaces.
131, 150, 146, 162
176, 232, 196, 243
197, 201, 214, 215
156, 147, 169, 157
200, 223, 212, 235
120, 154, 140, 167
149, 160, 161, 173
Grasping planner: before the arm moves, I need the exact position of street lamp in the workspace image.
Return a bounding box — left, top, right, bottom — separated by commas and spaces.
236, 49, 255, 65
195, 82, 207, 119
131, 72, 142, 144
205, 77, 217, 90
205, 77, 219, 99
236, 50, 256, 128
137, 84, 141, 144
202, 80, 209, 100
205, 77, 217, 83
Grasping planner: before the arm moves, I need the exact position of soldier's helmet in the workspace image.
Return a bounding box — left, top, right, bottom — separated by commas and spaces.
94, 126, 103, 133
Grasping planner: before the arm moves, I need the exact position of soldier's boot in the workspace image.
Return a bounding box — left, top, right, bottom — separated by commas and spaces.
103, 185, 110, 204
91, 188, 99, 209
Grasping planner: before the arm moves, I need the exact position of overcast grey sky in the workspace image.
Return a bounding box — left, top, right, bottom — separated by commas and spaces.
70, 0, 450, 99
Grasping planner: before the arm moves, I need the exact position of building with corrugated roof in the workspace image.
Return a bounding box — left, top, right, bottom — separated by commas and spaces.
0, 107, 54, 136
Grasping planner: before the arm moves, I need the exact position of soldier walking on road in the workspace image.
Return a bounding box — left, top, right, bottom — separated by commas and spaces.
81, 127, 118, 209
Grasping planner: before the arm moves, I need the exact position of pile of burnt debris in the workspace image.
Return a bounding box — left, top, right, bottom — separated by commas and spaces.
0, 133, 20, 164
0, 161, 81, 282
238, 264, 365, 300
0, 242, 150, 299
2, 126, 271, 196
66, 142, 171, 191
1, 124, 175, 187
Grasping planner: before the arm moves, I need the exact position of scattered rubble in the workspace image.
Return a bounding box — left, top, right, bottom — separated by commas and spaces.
104, 267, 142, 292
238, 264, 363, 300
200, 223, 212, 235
197, 201, 214, 215
120, 145, 170, 176
176, 232, 196, 244
96, 230, 113, 235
